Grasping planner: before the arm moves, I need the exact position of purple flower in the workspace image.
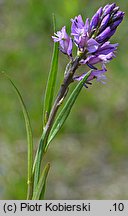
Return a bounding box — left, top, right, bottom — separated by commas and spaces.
52, 26, 72, 56
95, 42, 118, 55
77, 41, 118, 85
71, 16, 92, 49
81, 42, 118, 65
71, 16, 99, 53
71, 15, 85, 34
88, 66, 107, 83
74, 65, 107, 85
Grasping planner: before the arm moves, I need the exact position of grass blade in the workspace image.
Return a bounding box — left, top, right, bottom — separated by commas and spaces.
1, 72, 33, 199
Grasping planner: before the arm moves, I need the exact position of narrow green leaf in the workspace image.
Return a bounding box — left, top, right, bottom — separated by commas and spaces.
33, 133, 46, 191
47, 70, 92, 147
43, 15, 59, 125
1, 72, 33, 199
39, 181, 46, 200
32, 163, 50, 200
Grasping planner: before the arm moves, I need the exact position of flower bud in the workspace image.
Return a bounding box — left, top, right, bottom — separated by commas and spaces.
96, 27, 111, 43
110, 18, 124, 30
112, 6, 119, 14
112, 11, 125, 22
99, 14, 110, 33
103, 3, 116, 16
90, 7, 102, 29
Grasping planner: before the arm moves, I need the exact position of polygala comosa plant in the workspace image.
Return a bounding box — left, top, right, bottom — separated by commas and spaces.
1, 3, 124, 199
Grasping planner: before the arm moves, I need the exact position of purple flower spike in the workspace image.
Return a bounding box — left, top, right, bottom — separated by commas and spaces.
52, 26, 72, 56
52, 3, 124, 85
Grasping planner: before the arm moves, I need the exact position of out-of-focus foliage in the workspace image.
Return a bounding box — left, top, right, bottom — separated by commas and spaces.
0, 0, 128, 199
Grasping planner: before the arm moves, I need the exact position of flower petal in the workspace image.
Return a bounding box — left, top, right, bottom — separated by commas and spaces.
87, 38, 99, 53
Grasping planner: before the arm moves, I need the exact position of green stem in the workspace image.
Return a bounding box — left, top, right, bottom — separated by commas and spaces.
27, 177, 33, 199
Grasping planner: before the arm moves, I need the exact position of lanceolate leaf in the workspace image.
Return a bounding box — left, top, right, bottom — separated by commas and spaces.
47, 70, 92, 147
43, 15, 59, 126
1, 72, 33, 199
32, 163, 50, 200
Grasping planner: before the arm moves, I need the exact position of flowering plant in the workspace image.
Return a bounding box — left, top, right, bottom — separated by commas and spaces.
1, 3, 124, 199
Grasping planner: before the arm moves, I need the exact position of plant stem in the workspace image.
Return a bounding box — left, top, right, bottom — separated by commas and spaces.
27, 177, 33, 199
43, 56, 80, 141
33, 56, 80, 191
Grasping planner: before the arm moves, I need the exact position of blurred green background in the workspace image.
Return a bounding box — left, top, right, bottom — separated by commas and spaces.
0, 0, 128, 199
